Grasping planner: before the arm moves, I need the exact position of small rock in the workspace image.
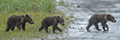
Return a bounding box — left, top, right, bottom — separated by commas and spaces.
77, 5, 80, 8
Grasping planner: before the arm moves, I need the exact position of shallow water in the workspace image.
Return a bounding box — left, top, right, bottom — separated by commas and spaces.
56, 0, 120, 40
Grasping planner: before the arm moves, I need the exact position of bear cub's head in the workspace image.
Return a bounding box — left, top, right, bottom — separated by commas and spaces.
56, 16, 65, 26
24, 14, 34, 24
107, 14, 116, 22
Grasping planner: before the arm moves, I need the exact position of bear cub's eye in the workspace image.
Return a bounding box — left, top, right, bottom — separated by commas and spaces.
62, 21, 64, 22
31, 19, 32, 21
112, 18, 115, 20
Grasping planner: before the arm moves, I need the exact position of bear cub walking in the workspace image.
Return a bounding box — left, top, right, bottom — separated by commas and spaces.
5, 14, 34, 32
86, 14, 116, 31
39, 16, 65, 33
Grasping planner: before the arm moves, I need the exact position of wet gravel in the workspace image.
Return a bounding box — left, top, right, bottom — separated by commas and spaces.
56, 0, 120, 40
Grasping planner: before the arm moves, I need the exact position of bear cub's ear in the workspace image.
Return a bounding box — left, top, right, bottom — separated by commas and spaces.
57, 16, 60, 19
26, 14, 29, 17
107, 14, 111, 17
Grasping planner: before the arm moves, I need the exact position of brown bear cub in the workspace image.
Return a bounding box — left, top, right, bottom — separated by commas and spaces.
86, 14, 116, 31
5, 14, 34, 32
39, 16, 65, 33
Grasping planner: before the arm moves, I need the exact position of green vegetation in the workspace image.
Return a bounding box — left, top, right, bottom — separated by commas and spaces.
0, 0, 72, 40
58, 0, 69, 7
0, 0, 56, 12
58, 0, 65, 6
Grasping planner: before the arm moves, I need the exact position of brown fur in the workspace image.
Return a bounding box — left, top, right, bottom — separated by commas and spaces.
5, 14, 34, 32
39, 16, 65, 33
86, 14, 116, 31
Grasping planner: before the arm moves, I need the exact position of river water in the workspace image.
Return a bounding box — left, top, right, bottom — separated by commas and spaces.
56, 0, 120, 40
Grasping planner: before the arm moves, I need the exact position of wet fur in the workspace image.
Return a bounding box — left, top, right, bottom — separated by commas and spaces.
86, 14, 116, 31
